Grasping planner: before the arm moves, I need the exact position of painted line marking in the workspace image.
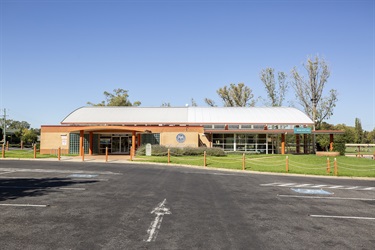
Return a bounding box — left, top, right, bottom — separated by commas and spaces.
0, 186, 86, 191
342, 186, 359, 190
329, 185, 344, 189
310, 185, 327, 188
145, 199, 171, 242
260, 183, 283, 186
59, 187, 86, 191
278, 183, 297, 187
293, 184, 313, 187
0, 177, 109, 181
0, 203, 49, 207
291, 188, 333, 195
278, 194, 375, 201
68, 174, 98, 178
0, 171, 13, 175
309, 215, 375, 220
261, 183, 375, 191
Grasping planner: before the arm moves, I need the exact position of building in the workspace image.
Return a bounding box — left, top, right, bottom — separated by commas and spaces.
40, 106, 341, 155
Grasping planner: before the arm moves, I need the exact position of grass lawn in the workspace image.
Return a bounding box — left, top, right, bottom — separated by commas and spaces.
2, 149, 374, 178
136, 154, 375, 178
1, 149, 57, 159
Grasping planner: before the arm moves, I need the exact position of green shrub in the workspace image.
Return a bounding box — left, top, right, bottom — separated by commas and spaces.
136, 145, 225, 156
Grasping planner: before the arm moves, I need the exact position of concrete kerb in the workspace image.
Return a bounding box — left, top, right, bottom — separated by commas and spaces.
1, 157, 374, 181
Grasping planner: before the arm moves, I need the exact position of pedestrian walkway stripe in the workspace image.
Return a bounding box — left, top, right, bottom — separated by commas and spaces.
261, 183, 374, 191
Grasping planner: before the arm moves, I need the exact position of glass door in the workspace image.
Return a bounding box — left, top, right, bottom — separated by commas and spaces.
111, 135, 131, 154
112, 136, 121, 154
121, 136, 130, 154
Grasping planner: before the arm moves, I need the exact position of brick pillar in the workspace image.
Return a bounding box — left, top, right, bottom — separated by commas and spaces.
89, 132, 93, 155
79, 130, 84, 156
329, 134, 334, 151
281, 133, 285, 155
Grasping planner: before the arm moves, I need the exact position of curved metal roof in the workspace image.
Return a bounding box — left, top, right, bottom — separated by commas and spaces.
61, 106, 313, 125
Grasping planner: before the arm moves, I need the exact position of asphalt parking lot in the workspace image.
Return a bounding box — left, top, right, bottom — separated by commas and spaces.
0, 159, 374, 249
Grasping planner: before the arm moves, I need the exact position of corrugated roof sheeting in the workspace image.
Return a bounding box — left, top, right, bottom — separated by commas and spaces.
61, 106, 313, 125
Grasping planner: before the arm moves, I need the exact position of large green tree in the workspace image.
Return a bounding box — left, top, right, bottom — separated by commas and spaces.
291, 56, 338, 128
21, 128, 39, 144
205, 83, 255, 107
354, 118, 364, 143
6, 120, 30, 130
88, 88, 141, 106
260, 68, 288, 106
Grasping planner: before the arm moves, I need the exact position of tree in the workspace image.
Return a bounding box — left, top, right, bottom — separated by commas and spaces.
161, 102, 171, 107
365, 128, 375, 143
291, 56, 338, 128
316, 122, 335, 151
6, 120, 30, 130
191, 98, 197, 107
87, 88, 141, 106
260, 68, 288, 106
21, 128, 38, 144
205, 83, 255, 107
354, 118, 364, 143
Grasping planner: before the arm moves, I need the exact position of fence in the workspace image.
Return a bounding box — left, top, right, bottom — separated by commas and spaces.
158, 150, 375, 177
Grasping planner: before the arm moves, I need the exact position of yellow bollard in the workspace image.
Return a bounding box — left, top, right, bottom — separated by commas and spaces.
168, 149, 170, 164
105, 147, 108, 162
242, 153, 245, 170
286, 156, 289, 172
204, 151, 207, 167
326, 157, 330, 174
33, 144, 37, 159
334, 158, 338, 176
58, 147, 61, 161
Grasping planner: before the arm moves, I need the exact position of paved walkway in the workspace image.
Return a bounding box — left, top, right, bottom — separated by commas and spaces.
60, 154, 134, 163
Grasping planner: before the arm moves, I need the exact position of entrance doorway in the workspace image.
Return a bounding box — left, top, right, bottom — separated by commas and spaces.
111, 135, 131, 154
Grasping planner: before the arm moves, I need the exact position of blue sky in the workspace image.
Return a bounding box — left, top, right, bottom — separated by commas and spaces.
0, 0, 374, 131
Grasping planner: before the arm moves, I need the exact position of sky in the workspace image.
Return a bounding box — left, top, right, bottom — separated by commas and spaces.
0, 0, 374, 131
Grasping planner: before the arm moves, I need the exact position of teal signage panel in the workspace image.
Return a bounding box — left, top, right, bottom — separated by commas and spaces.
294, 127, 312, 134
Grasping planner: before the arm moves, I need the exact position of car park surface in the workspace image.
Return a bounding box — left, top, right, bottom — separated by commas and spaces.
0, 160, 374, 249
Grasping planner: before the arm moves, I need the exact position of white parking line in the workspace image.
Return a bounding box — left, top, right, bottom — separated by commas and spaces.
310, 185, 327, 188
293, 184, 313, 187
278, 194, 375, 201
278, 183, 297, 187
260, 183, 282, 186
0, 203, 49, 207
329, 186, 344, 189
59, 187, 86, 191
0, 171, 13, 175
261, 182, 375, 191
342, 186, 359, 190
310, 215, 375, 220
0, 186, 86, 191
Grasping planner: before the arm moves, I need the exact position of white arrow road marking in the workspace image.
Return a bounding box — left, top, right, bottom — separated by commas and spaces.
145, 199, 171, 242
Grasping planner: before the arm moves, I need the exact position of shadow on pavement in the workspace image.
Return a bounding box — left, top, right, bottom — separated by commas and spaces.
0, 178, 97, 202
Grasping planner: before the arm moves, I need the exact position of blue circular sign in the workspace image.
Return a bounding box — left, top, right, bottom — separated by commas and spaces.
176, 133, 186, 143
